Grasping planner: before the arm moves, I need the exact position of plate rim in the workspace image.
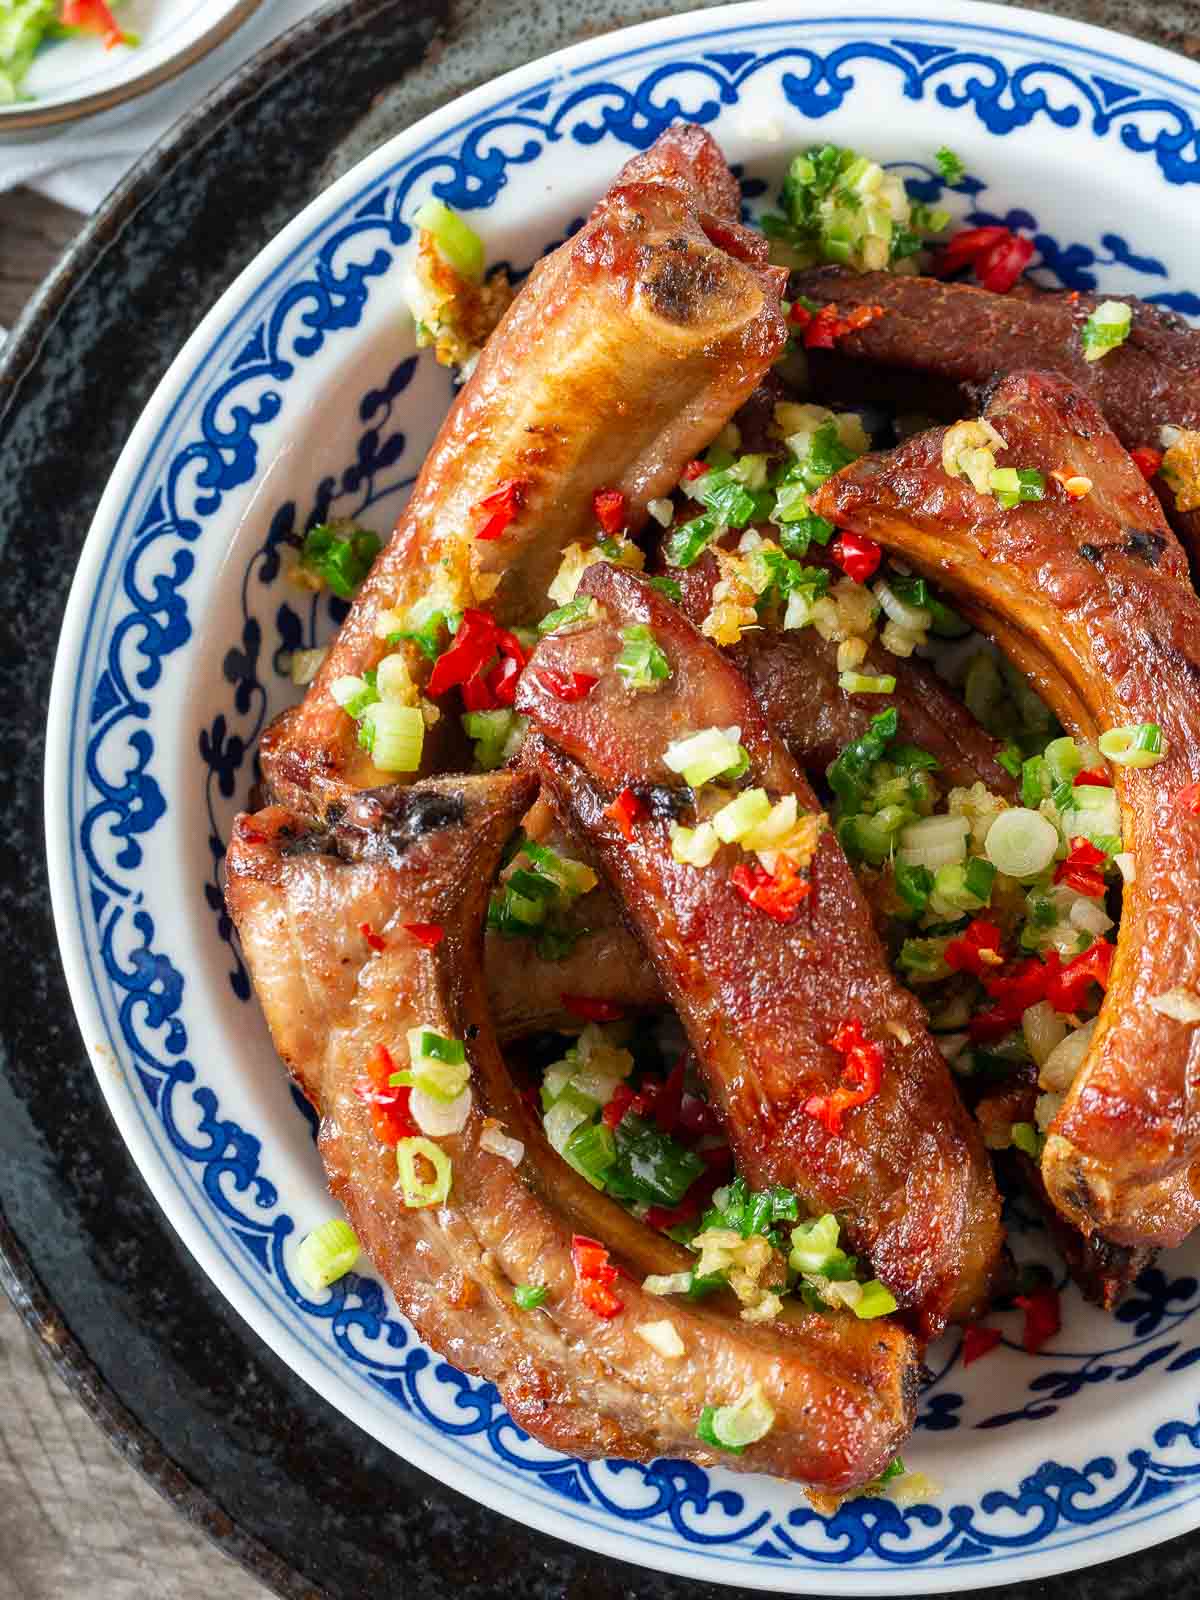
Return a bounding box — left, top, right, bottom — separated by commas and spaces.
37, 0, 1200, 1592
0, 0, 267, 132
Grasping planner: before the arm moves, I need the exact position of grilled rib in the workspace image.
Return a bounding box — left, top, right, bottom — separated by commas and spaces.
225, 773, 917, 1489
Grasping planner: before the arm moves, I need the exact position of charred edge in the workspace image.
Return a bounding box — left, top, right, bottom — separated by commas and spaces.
1123, 529, 1167, 567
638, 783, 694, 821
286, 787, 470, 864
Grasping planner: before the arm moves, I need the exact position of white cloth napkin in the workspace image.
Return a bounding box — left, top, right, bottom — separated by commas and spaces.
1, 0, 327, 212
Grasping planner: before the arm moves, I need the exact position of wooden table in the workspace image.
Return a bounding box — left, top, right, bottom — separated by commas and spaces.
0, 186, 269, 1600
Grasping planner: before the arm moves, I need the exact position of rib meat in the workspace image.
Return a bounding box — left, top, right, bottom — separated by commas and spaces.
261, 124, 786, 815
516, 564, 1004, 1338
791, 266, 1200, 568
811, 370, 1200, 1248
225, 772, 917, 1489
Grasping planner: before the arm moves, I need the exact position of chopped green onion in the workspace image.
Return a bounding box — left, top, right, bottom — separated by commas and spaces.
697, 1381, 775, 1453
984, 807, 1060, 879
647, 575, 683, 604
935, 146, 966, 185
396, 1137, 453, 1207
1062, 783, 1123, 849
1080, 299, 1132, 363
897, 936, 952, 982
894, 861, 934, 917
538, 597, 595, 635
299, 523, 382, 599
997, 743, 1023, 779
853, 1280, 899, 1319
359, 701, 425, 772
513, 1283, 547, 1309
616, 624, 671, 691
463, 709, 525, 770
604, 1114, 705, 1208
413, 197, 485, 282
929, 858, 995, 914
664, 512, 719, 568
990, 467, 1045, 510
1011, 1121, 1044, 1159
712, 787, 772, 844
663, 726, 747, 788
897, 813, 969, 871
1098, 722, 1166, 768
789, 1213, 843, 1274
296, 1219, 360, 1289
562, 1119, 617, 1189
400, 1028, 469, 1102
826, 709, 899, 814
669, 820, 721, 867
330, 673, 380, 719
839, 671, 897, 695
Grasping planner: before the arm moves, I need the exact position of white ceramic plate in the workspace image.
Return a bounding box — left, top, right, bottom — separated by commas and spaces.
44, 1, 1200, 1590
1, 0, 263, 129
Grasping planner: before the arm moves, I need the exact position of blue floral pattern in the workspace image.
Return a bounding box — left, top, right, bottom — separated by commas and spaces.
62, 12, 1200, 1581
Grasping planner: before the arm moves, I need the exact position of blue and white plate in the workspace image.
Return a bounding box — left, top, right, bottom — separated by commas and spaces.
43, 2, 1200, 1590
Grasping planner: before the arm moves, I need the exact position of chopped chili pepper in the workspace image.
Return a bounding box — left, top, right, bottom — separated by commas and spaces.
1047, 939, 1114, 1014
562, 994, 625, 1023
1130, 446, 1164, 480
403, 922, 445, 948
426, 609, 498, 697
730, 855, 812, 924
571, 1233, 623, 1318
239, 825, 267, 846
601, 1083, 636, 1130
1074, 766, 1112, 788
683, 459, 709, 481
472, 477, 530, 541
972, 952, 1062, 1041
61, 0, 133, 47
932, 226, 1032, 293
1054, 836, 1108, 897
789, 300, 885, 349
651, 1057, 686, 1135
535, 666, 598, 703
1176, 781, 1200, 816
931, 225, 1011, 277
677, 1092, 721, 1140
1015, 1287, 1061, 1354
603, 786, 648, 841
355, 1043, 418, 1146
359, 921, 387, 953
593, 488, 628, 536
830, 529, 882, 584
962, 1325, 1004, 1366
803, 1017, 884, 1136
945, 918, 1005, 977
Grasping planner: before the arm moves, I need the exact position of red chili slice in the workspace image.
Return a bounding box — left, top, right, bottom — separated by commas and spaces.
601, 1083, 636, 1130
403, 922, 445, 948
561, 993, 625, 1023
962, 1325, 1004, 1366
61, 0, 132, 47
1054, 836, 1108, 897
830, 529, 882, 584
1073, 766, 1112, 788
426, 609, 499, 698
803, 1017, 884, 1136
1176, 782, 1200, 816
976, 232, 1035, 293
730, 856, 812, 924
359, 921, 387, 953
1015, 1287, 1061, 1354
972, 951, 1062, 1041
682, 459, 709, 481
535, 667, 598, 702
571, 1234, 623, 1318
945, 919, 1005, 977
1046, 939, 1114, 1014
931, 225, 1012, 278
473, 477, 530, 541
1130, 446, 1164, 480
603, 786, 647, 841
593, 488, 628, 536
355, 1044, 418, 1146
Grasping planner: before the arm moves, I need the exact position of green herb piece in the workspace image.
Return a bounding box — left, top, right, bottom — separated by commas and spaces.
300, 523, 382, 600
935, 146, 966, 184
513, 1283, 548, 1310
616, 624, 671, 690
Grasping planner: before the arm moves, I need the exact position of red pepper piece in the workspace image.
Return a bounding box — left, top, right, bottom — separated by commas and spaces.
830, 529, 882, 584
426, 609, 498, 698
472, 477, 530, 541
1054, 835, 1108, 897
579, 1278, 624, 1317
677, 1092, 720, 1140
593, 488, 628, 536
61, 0, 132, 47
803, 1017, 885, 1136
359, 921, 387, 953
682, 459, 709, 481
972, 951, 1062, 1041
354, 1044, 418, 1146
1074, 766, 1112, 788
1130, 446, 1164, 480
403, 922, 445, 948
730, 856, 812, 924
603, 787, 647, 842
561, 993, 625, 1023
1047, 939, 1114, 1014
571, 1234, 623, 1318
931, 225, 1012, 278
652, 1057, 687, 1135
801, 303, 843, 349
601, 1083, 636, 1130
1176, 782, 1200, 816
962, 1325, 1004, 1366
976, 231, 1034, 293
945, 918, 1005, 977
535, 666, 599, 703
1015, 1287, 1061, 1354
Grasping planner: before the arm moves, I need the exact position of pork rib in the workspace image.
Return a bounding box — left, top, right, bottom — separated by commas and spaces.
516, 564, 1004, 1338
261, 124, 786, 815
225, 773, 917, 1489
811, 370, 1200, 1248
791, 266, 1200, 569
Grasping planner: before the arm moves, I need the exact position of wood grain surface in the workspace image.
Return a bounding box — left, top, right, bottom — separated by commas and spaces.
0, 185, 268, 1600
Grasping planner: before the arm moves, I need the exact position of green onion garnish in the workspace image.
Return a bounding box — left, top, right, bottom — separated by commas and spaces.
1080, 299, 1132, 363
395, 1136, 453, 1207
299, 523, 382, 600
296, 1218, 360, 1290
513, 1283, 548, 1310
839, 671, 897, 695
538, 596, 595, 635
646, 575, 683, 604
935, 146, 966, 185
615, 624, 671, 691
412, 197, 485, 282
1098, 722, 1166, 768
